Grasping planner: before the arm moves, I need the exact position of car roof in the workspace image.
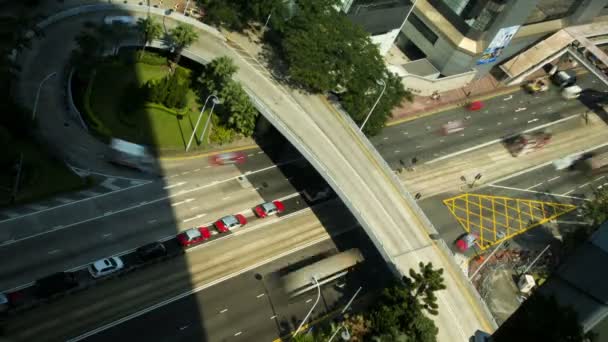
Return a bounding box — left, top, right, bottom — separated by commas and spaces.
222, 215, 238, 225
185, 228, 201, 239
262, 202, 276, 211
93, 258, 113, 270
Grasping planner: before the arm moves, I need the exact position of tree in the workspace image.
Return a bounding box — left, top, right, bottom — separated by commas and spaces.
403, 262, 446, 316
220, 80, 258, 136
493, 294, 593, 342
198, 56, 238, 95
582, 186, 608, 226
71, 30, 105, 77
136, 17, 163, 59
169, 23, 198, 65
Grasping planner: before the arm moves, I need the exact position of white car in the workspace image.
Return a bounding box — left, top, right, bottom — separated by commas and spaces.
88, 256, 124, 279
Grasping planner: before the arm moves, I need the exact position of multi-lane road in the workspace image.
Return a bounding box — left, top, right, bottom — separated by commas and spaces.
3, 3, 608, 342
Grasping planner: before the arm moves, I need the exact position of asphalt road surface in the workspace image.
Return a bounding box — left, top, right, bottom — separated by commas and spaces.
80, 229, 391, 342
372, 72, 608, 168
418, 145, 608, 255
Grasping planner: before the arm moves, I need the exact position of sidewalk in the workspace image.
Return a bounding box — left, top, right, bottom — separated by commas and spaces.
390, 59, 584, 124
400, 113, 608, 198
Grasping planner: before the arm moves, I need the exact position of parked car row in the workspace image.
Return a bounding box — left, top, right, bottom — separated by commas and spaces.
0, 200, 288, 314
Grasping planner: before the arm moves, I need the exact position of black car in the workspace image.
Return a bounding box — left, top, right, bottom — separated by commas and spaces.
136, 242, 167, 263
35, 272, 78, 298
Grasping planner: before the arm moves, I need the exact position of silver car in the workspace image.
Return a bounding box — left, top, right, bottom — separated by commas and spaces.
88, 256, 124, 279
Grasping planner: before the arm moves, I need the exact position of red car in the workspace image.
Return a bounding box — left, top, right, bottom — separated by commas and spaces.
177, 226, 211, 247
215, 214, 247, 233
254, 200, 285, 218
209, 152, 247, 165
455, 233, 478, 252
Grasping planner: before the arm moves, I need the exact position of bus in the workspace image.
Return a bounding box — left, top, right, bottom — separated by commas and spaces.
281, 248, 364, 297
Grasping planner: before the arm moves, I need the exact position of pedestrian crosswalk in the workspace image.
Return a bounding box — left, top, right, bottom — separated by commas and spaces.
0, 176, 151, 222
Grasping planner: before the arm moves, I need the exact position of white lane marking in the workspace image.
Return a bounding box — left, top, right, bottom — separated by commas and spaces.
394, 150, 400, 153
194, 169, 201, 172
402, 131, 408, 135
270, 315, 277, 320
205, 165, 211, 168
183, 214, 207, 223
425, 114, 580, 165
596, 176, 606, 181
306, 298, 312, 303
578, 182, 591, 189
248, 154, 254, 157
489, 184, 587, 201
257, 151, 264, 154
102, 233, 113, 238
515, 107, 527, 113
103, 211, 113, 216
171, 198, 195, 207
52, 225, 64, 230
256, 293, 265, 298
0, 157, 305, 247
562, 189, 576, 195
513, 117, 518, 120
526, 182, 544, 190
100, 178, 121, 191
166, 175, 179, 179
190, 206, 200, 210
163, 182, 187, 190
497, 122, 502, 125
548, 176, 560, 182
0, 240, 15, 247
484, 141, 608, 190
222, 196, 231, 201
337, 283, 345, 288
477, 128, 483, 131
528, 118, 539, 124
148, 219, 157, 224
234, 332, 242, 337
220, 308, 228, 313
0, 180, 151, 224
503, 95, 513, 101
55, 197, 74, 204
179, 325, 189, 331
383, 137, 388, 140
416, 146, 422, 149
47, 249, 61, 255
531, 112, 536, 115
61, 231, 338, 341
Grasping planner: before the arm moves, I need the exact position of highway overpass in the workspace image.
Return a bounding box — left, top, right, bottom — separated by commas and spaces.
34, 4, 496, 340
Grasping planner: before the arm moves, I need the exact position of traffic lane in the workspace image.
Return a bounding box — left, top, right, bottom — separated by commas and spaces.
376, 98, 581, 167
83, 229, 391, 342
0, 153, 300, 242
373, 72, 607, 167
2, 201, 358, 342
0, 174, 301, 290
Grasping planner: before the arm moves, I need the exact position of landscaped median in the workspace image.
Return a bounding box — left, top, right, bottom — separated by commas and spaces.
74, 50, 213, 151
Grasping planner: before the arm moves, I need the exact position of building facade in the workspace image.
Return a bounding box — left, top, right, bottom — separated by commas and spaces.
338, 1, 608, 95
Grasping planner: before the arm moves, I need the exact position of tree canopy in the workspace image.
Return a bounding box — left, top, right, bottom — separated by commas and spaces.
169, 23, 198, 64
136, 17, 163, 57
200, 0, 410, 135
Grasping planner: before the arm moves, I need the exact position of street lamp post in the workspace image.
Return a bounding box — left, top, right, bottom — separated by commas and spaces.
198, 97, 219, 145
359, 79, 386, 132
186, 94, 219, 152
32, 71, 57, 121
328, 286, 363, 342
293, 276, 320, 336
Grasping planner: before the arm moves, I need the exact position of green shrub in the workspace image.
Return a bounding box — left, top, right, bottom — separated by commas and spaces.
82, 72, 111, 137
139, 51, 168, 66
209, 116, 235, 145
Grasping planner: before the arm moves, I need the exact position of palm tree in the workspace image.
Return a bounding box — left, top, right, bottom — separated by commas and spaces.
136, 17, 162, 59
168, 23, 198, 65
